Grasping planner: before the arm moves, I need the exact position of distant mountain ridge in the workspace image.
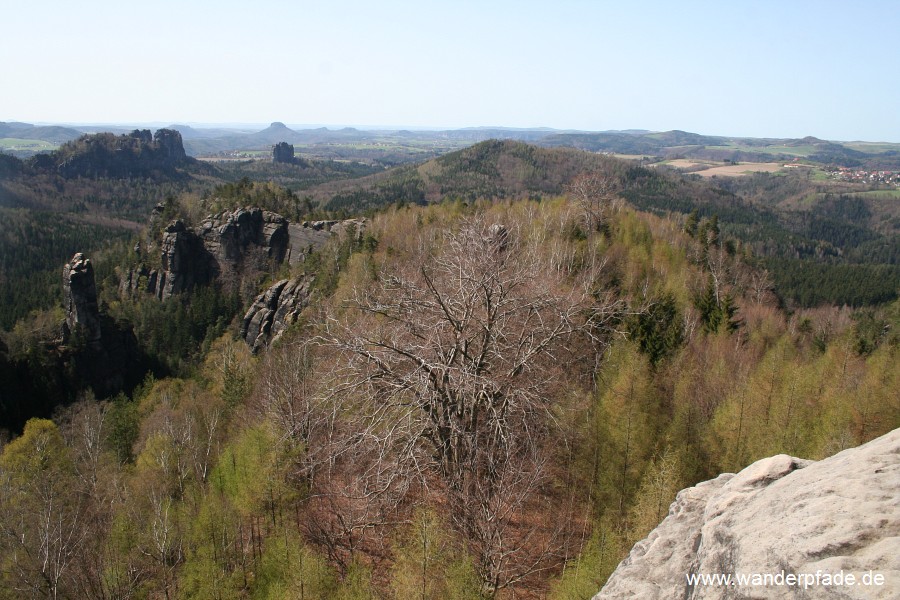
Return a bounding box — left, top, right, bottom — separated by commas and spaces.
0, 122, 83, 143
4, 121, 899, 168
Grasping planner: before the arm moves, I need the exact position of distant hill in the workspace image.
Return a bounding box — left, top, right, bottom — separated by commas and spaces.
169, 124, 254, 140
0, 122, 82, 143
5, 121, 900, 169
540, 130, 900, 167
306, 138, 899, 307
313, 139, 621, 211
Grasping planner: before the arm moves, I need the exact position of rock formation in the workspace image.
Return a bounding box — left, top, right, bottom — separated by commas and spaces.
125, 209, 366, 302
62, 252, 102, 346
240, 277, 313, 353
273, 141, 296, 164
50, 128, 195, 179
135, 208, 291, 301
284, 219, 365, 265
157, 219, 211, 300
197, 207, 289, 269
119, 265, 159, 297
594, 429, 900, 599
154, 128, 187, 160
122, 207, 366, 351
58, 252, 145, 403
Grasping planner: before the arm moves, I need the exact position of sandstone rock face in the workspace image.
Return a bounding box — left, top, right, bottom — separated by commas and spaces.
146, 208, 290, 300
119, 265, 158, 297
158, 220, 211, 300
240, 277, 313, 353
198, 207, 288, 265
273, 141, 295, 164
63, 253, 102, 345
595, 429, 900, 600
54, 128, 192, 179
154, 128, 187, 160
124, 207, 366, 351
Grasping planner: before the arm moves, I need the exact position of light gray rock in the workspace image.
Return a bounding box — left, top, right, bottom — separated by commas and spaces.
595, 428, 900, 600
240, 276, 313, 353
284, 218, 366, 265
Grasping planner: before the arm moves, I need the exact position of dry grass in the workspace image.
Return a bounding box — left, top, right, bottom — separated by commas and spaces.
655, 159, 785, 177
663, 159, 707, 169
693, 162, 784, 177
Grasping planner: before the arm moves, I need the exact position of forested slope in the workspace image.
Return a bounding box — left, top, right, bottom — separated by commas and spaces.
1, 195, 896, 599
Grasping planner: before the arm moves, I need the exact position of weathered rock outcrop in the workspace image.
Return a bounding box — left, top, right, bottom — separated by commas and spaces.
51, 128, 195, 179
119, 265, 159, 297
273, 141, 296, 164
198, 207, 289, 271
240, 277, 313, 353
158, 220, 212, 300
284, 218, 365, 265
595, 429, 900, 600
122, 209, 366, 351
63, 253, 102, 345
138, 208, 291, 300
126, 210, 366, 301
57, 252, 145, 402
154, 128, 187, 160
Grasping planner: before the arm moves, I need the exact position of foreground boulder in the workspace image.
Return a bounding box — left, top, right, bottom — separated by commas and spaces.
595, 428, 900, 599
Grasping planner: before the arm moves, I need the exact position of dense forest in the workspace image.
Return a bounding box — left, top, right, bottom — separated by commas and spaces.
1, 190, 897, 598
3, 135, 898, 318
0, 131, 898, 598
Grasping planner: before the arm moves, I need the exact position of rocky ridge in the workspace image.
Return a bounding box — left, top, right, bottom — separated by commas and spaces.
50, 128, 195, 179
121, 207, 365, 351
123, 208, 366, 302
594, 428, 900, 599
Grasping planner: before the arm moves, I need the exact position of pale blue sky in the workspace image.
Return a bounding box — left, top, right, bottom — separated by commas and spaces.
2, 0, 898, 141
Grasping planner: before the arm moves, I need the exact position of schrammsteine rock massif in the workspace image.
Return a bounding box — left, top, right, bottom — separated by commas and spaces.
239, 219, 365, 352
595, 428, 900, 599
121, 206, 365, 352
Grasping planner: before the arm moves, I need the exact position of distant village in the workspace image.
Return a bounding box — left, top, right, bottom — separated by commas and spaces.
826, 166, 900, 186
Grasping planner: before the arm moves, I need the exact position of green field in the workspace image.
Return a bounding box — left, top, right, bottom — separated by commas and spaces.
705, 143, 819, 157
0, 138, 58, 152
851, 189, 900, 199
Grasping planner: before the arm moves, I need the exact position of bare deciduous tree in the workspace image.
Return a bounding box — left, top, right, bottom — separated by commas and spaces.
565, 172, 621, 234
322, 216, 620, 594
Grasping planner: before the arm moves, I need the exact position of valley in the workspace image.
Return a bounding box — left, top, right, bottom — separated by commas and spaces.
0, 124, 897, 599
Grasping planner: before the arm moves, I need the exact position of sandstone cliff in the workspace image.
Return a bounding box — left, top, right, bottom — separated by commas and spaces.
273, 141, 296, 164
62, 252, 102, 346
56, 253, 145, 404
595, 429, 900, 599
50, 128, 197, 179
240, 277, 313, 353
123, 209, 365, 302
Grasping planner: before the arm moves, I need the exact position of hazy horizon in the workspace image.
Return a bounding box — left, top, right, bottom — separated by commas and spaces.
12, 120, 899, 145
3, 0, 899, 142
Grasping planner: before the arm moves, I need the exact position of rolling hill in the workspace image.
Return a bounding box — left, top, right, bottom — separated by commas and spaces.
304, 139, 900, 307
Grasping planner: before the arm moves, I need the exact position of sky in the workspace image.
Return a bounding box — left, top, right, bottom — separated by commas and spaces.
2, 0, 899, 141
